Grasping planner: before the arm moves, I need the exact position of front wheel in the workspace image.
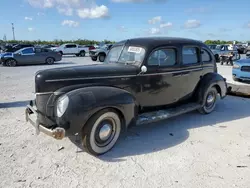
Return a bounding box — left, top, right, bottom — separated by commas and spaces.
198, 87, 218, 114
98, 54, 106, 62
6, 59, 17, 67
82, 109, 122, 156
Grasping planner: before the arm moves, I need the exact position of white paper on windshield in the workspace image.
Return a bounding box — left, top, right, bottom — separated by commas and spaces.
128, 46, 142, 53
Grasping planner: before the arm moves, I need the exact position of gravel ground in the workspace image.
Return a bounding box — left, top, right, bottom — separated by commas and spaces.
0, 56, 250, 188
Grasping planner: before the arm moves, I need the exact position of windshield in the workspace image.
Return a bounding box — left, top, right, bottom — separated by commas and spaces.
215, 45, 222, 50
104, 45, 146, 64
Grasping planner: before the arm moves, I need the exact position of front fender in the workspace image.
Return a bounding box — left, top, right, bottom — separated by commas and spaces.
196, 72, 227, 105
56, 86, 137, 135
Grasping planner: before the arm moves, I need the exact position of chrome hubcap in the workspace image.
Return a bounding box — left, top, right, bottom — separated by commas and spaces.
99, 124, 112, 141
207, 94, 214, 104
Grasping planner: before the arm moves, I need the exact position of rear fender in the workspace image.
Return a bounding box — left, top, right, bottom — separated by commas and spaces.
195, 72, 227, 105
56, 86, 138, 135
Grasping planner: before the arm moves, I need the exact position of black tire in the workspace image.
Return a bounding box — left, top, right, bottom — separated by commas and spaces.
79, 51, 85, 57
91, 57, 97, 61
76, 54, 80, 57
233, 75, 240, 82
82, 108, 122, 156
5, 59, 17, 67
198, 87, 218, 114
59, 51, 63, 56
98, 54, 106, 62
46, 57, 55, 65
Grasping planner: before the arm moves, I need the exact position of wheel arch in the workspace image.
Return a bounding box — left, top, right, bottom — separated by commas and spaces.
59, 86, 138, 135
194, 72, 227, 104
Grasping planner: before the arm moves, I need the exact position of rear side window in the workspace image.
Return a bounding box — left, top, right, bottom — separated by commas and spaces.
182, 47, 199, 65
148, 48, 176, 66
201, 48, 211, 62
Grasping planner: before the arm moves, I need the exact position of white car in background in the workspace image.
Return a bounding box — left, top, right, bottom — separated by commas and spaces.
55, 43, 89, 57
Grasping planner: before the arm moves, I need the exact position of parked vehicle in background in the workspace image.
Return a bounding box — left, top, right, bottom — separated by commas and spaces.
83, 45, 96, 51
89, 44, 112, 62
235, 44, 246, 54
25, 37, 227, 156
210, 44, 240, 62
55, 43, 89, 57
1, 47, 62, 67
207, 44, 217, 50
232, 58, 250, 81
3, 44, 34, 52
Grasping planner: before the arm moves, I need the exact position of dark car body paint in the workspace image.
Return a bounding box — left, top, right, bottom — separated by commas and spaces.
30, 37, 227, 136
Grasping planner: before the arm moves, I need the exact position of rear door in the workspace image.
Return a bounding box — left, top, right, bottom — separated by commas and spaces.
178, 45, 203, 100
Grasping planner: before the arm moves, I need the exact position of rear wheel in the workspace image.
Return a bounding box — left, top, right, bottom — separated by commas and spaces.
91, 57, 97, 61
46, 57, 55, 65
198, 87, 218, 114
6, 59, 17, 67
82, 109, 122, 156
59, 51, 63, 56
79, 51, 86, 57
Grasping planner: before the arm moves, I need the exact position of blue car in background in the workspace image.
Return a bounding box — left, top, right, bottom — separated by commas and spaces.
232, 58, 250, 81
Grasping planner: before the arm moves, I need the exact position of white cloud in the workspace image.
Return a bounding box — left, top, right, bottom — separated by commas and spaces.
24, 16, 33, 21
28, 27, 34, 32
57, 7, 73, 16
77, 5, 109, 19
111, 0, 167, 2
184, 19, 201, 29
148, 16, 161, 24
37, 12, 45, 16
149, 28, 161, 34
61, 20, 79, 27
160, 22, 172, 28
27, 0, 109, 19
117, 25, 127, 32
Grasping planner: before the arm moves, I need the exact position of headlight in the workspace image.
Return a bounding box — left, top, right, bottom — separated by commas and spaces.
233, 63, 240, 69
56, 95, 69, 117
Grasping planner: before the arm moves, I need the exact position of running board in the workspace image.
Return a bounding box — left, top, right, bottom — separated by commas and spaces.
136, 103, 201, 125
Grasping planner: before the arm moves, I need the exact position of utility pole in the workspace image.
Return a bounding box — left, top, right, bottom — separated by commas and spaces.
11, 23, 15, 40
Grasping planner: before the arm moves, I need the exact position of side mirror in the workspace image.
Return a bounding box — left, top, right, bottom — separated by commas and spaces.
138, 65, 147, 75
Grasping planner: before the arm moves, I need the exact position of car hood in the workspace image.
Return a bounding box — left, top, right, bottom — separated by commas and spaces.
1, 52, 13, 57
234, 59, 250, 66
35, 63, 138, 92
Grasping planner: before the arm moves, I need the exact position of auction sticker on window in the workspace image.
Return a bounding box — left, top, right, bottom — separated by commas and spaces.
128, 46, 142, 53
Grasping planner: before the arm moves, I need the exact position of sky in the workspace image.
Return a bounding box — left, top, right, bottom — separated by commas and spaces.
0, 0, 250, 42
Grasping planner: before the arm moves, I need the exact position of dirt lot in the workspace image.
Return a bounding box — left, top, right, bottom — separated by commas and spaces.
0, 56, 250, 188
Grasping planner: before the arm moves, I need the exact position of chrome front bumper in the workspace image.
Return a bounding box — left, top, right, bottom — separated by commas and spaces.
25, 104, 65, 140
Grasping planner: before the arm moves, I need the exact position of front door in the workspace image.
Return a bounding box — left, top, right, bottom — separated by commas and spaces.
17, 47, 37, 64
136, 47, 181, 107
178, 46, 203, 101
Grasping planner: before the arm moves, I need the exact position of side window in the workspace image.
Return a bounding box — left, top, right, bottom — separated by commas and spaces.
35, 48, 42, 53
182, 47, 199, 65
65, 45, 76, 48
148, 48, 176, 66
201, 49, 211, 62
22, 48, 34, 54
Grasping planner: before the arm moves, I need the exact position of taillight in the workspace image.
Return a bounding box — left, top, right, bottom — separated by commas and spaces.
89, 46, 95, 50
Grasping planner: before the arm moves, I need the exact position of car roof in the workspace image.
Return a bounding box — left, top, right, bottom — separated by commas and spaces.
114, 37, 207, 50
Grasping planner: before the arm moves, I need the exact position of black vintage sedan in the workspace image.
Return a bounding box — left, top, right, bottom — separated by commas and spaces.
1, 47, 62, 67
26, 37, 227, 156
